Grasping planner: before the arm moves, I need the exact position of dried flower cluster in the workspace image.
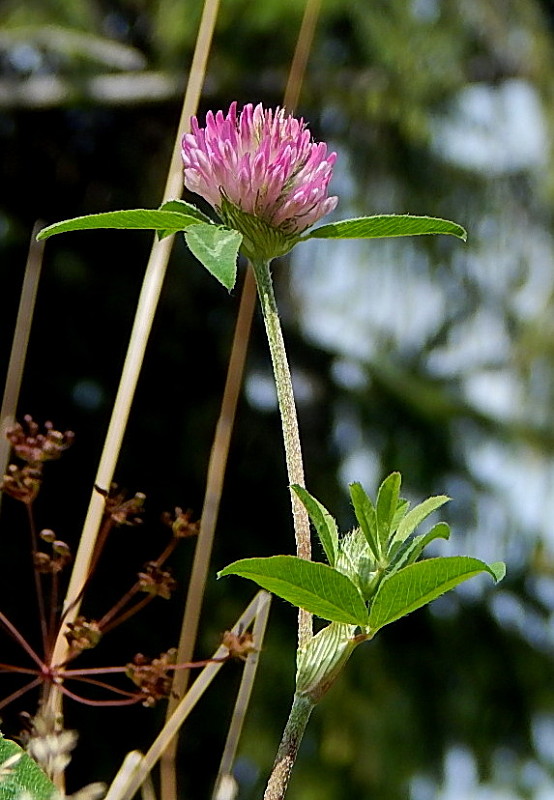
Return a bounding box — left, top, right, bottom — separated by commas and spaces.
6, 416, 74, 464
161, 506, 200, 539
138, 562, 177, 599
64, 617, 103, 654
1, 416, 74, 505
222, 629, 256, 661
102, 485, 146, 526
126, 649, 178, 707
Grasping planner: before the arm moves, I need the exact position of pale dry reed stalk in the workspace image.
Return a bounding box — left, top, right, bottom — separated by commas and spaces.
0, 222, 44, 514
45, 0, 221, 701
104, 591, 270, 800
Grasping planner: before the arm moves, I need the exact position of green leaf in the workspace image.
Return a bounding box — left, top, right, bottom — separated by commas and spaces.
218, 555, 368, 625
376, 472, 402, 549
36, 209, 205, 240
0, 730, 60, 800
184, 223, 242, 291
369, 556, 505, 633
304, 215, 467, 242
158, 198, 213, 224
488, 562, 507, 581
157, 199, 214, 238
349, 483, 380, 560
389, 522, 451, 572
291, 485, 339, 566
391, 495, 450, 547
390, 498, 410, 534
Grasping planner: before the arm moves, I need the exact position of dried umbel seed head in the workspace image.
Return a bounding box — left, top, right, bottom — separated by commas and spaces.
138, 562, 177, 599
162, 507, 200, 539
182, 102, 338, 260
222, 629, 257, 661
126, 649, 177, 707
65, 617, 102, 653
35, 531, 72, 574
33, 551, 52, 573
1, 463, 42, 503
6, 416, 74, 465
103, 485, 146, 526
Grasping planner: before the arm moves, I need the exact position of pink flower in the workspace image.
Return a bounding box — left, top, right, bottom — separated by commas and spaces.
181, 102, 338, 259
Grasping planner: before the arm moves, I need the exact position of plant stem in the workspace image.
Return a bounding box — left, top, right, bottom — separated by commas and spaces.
25, 502, 49, 657
263, 694, 314, 800
0, 610, 46, 670
100, 594, 154, 634
251, 258, 313, 647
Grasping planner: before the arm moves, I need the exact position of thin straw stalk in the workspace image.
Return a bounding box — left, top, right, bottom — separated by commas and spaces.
104, 591, 271, 800
0, 221, 44, 513
47, 0, 221, 686
212, 590, 272, 798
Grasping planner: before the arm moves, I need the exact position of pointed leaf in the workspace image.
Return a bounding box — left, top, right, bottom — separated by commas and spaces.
157, 199, 214, 238
376, 472, 402, 548
218, 555, 368, 625
488, 562, 506, 582
158, 198, 213, 224
291, 485, 339, 566
349, 482, 380, 559
36, 209, 205, 240
389, 522, 450, 572
304, 215, 467, 242
184, 223, 242, 290
391, 498, 410, 534
391, 495, 450, 547
369, 556, 505, 632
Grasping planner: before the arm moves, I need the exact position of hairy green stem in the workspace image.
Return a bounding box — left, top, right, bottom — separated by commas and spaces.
263, 694, 314, 800
251, 258, 312, 647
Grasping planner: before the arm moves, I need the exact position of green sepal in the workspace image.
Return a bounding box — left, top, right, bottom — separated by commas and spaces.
296, 622, 360, 702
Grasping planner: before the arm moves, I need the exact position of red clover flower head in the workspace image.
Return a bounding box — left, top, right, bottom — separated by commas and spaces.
181, 102, 338, 260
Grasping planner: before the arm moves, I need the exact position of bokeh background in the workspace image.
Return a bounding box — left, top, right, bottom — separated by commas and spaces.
2, 0, 554, 798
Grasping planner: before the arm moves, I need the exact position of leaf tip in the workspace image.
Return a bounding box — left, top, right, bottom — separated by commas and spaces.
488, 561, 506, 582
216, 565, 231, 580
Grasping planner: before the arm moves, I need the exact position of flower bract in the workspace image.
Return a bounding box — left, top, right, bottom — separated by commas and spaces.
181, 102, 338, 260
